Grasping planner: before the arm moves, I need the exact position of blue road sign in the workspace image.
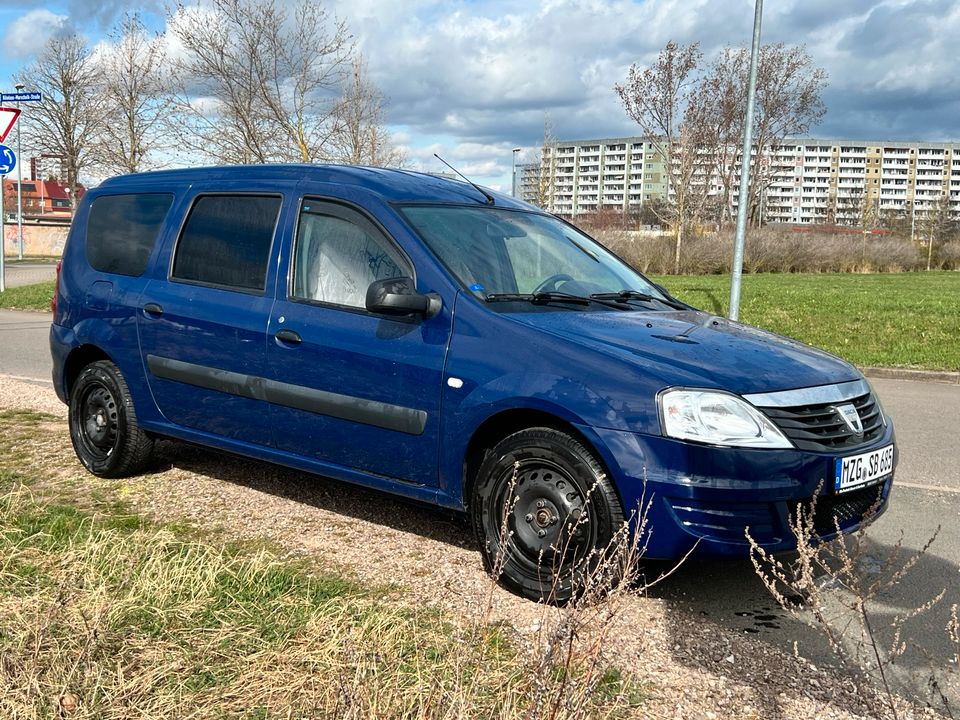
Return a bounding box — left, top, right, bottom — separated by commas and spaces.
0, 144, 15, 175
0, 92, 41, 103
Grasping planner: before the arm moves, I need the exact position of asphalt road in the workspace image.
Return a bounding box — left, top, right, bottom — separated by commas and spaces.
0, 309, 53, 383
2, 309, 958, 709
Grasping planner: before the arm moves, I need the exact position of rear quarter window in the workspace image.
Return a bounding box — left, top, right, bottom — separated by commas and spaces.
86, 193, 174, 276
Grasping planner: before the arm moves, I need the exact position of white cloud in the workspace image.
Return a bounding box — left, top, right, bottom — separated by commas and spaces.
2, 9, 71, 58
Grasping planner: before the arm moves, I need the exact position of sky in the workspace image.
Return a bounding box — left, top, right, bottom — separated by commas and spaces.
0, 0, 957, 191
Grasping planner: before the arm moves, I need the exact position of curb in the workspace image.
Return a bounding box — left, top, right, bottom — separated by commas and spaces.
861, 366, 960, 385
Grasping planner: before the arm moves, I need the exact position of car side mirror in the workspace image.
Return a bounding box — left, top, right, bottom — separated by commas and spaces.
365, 277, 441, 319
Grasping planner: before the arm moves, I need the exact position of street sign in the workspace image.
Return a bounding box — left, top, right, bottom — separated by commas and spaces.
0, 144, 15, 175
0, 107, 20, 144
0, 92, 41, 103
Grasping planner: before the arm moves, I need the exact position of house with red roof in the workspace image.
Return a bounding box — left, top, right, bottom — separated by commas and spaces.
2, 178, 85, 222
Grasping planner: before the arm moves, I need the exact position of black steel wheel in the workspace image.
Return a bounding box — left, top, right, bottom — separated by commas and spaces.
69, 360, 153, 478
472, 427, 625, 603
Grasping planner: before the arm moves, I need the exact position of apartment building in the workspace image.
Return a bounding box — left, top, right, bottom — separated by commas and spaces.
521, 137, 960, 225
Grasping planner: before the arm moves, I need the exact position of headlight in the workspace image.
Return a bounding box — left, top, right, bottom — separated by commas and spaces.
659, 389, 793, 449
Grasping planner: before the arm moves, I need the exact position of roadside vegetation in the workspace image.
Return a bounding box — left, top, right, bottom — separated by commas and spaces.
0, 280, 55, 311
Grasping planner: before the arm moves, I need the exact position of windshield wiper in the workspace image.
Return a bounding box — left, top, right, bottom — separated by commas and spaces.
590, 290, 689, 311
486, 291, 626, 309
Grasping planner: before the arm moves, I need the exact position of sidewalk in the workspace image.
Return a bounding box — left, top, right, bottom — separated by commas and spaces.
1, 262, 57, 289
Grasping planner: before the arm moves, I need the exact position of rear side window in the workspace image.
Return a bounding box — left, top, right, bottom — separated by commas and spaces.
86, 193, 174, 276
172, 195, 281, 291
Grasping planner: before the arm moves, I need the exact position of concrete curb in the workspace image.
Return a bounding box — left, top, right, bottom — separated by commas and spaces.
861, 366, 960, 385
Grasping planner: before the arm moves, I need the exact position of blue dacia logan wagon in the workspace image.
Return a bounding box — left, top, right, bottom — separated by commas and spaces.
51, 165, 896, 601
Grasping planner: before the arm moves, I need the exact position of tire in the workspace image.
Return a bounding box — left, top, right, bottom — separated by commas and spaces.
471, 427, 626, 603
69, 360, 154, 478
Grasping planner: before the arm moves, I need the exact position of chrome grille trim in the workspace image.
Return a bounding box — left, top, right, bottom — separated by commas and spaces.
748, 384, 885, 452
742, 379, 870, 409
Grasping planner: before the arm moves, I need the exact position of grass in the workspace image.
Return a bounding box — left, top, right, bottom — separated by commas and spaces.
0, 280, 55, 311
654, 271, 960, 371
0, 411, 647, 719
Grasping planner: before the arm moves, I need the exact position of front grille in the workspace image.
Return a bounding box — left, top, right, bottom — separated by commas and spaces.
790, 483, 885, 536
757, 390, 884, 452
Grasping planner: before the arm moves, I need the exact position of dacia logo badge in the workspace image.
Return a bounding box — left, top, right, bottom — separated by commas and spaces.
835, 403, 864, 435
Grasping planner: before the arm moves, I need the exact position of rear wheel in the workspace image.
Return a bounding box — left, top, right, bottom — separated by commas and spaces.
69, 360, 153, 478
471, 427, 626, 603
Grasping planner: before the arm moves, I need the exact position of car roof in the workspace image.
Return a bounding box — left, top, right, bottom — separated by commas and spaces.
95, 163, 533, 209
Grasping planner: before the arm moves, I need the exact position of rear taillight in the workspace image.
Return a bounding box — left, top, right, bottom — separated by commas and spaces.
51, 259, 62, 315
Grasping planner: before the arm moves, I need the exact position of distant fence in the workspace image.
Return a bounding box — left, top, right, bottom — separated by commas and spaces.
2, 221, 70, 257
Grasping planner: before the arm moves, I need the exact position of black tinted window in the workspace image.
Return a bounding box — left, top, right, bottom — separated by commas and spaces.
86, 193, 173, 276
292, 207, 408, 308
172, 195, 280, 291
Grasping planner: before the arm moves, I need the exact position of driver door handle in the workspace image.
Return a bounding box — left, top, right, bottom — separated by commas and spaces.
275, 329, 302, 345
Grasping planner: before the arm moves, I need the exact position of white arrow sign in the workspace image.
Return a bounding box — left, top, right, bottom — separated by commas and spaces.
0, 107, 20, 144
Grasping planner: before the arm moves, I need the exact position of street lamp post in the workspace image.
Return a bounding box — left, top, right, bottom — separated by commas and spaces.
728, 0, 764, 322
14, 83, 24, 260
511, 148, 522, 198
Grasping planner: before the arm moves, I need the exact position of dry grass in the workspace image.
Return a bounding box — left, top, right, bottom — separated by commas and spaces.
0, 406, 655, 720
0, 477, 650, 719
595, 227, 960, 275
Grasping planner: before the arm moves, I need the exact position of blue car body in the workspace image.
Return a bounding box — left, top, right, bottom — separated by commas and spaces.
50, 164, 896, 561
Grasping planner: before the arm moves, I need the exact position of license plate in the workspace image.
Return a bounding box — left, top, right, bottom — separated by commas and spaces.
835, 444, 894, 493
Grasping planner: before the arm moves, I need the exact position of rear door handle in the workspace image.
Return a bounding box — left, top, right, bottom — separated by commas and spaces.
143, 302, 163, 317
275, 329, 302, 345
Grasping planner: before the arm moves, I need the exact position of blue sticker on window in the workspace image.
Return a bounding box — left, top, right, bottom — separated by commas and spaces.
469, 283, 485, 292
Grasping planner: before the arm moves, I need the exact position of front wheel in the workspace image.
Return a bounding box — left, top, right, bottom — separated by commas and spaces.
69, 360, 154, 478
471, 427, 626, 603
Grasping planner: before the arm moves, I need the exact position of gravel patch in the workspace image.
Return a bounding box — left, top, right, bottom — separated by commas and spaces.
0, 374, 945, 720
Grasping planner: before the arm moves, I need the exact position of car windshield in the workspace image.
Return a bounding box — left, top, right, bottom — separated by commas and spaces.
399, 205, 668, 307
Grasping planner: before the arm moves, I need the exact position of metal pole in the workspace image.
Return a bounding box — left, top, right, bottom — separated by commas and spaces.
14, 83, 24, 260
728, 0, 764, 321
0, 173, 5, 292
511, 148, 521, 197
910, 199, 916, 243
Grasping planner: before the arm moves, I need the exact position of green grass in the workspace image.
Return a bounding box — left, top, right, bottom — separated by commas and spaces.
4, 272, 958, 368
653, 271, 960, 371
0, 280, 55, 311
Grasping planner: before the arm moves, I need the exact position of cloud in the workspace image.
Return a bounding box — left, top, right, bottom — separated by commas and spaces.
2, 9, 71, 58
324, 0, 960, 153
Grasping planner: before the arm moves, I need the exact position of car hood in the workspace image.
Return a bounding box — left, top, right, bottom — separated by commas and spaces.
508, 309, 861, 396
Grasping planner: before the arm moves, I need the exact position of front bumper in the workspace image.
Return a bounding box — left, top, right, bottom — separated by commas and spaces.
587, 422, 897, 560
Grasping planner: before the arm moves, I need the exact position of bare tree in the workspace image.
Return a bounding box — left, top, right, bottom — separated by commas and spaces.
16, 34, 104, 208
618, 42, 827, 233
522, 113, 555, 210
95, 12, 170, 174
691, 48, 748, 229
168, 0, 352, 164
748, 44, 828, 223
917, 193, 956, 270
330, 56, 405, 167
615, 41, 714, 273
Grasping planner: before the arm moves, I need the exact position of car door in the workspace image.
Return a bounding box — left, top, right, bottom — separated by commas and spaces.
138, 189, 288, 445
265, 198, 449, 486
